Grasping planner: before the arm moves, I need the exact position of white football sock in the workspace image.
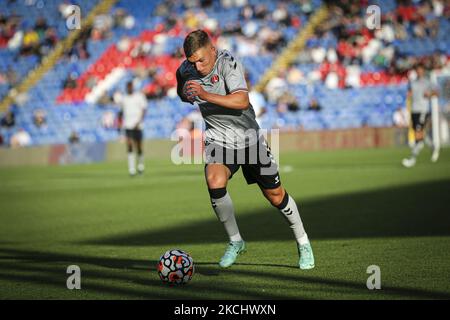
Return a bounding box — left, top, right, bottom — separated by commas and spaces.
412, 140, 424, 158
137, 154, 145, 171
128, 152, 136, 174
211, 192, 243, 242
279, 195, 307, 245
297, 233, 310, 246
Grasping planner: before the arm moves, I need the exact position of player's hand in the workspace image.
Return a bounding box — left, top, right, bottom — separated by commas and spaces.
185, 81, 208, 101
182, 82, 195, 102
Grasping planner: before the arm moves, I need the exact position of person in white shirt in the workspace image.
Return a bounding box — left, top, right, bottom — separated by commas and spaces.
402, 64, 439, 168
119, 81, 147, 176
10, 128, 31, 148
392, 106, 409, 128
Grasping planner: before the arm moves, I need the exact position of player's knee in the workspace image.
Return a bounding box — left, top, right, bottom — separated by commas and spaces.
265, 188, 285, 207
269, 194, 284, 207
206, 173, 227, 189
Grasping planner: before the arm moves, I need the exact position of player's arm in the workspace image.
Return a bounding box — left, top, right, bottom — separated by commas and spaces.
424, 87, 439, 98
406, 80, 412, 98
134, 94, 147, 129
176, 68, 194, 104
184, 81, 249, 110
134, 109, 146, 129
185, 56, 250, 110
117, 104, 124, 132
117, 109, 123, 126
424, 78, 439, 98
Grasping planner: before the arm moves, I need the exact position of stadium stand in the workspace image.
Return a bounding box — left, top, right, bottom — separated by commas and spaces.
0, 0, 448, 147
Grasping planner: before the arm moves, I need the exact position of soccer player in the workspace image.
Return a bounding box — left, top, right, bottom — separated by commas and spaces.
176, 30, 314, 269
402, 64, 439, 168
119, 81, 147, 176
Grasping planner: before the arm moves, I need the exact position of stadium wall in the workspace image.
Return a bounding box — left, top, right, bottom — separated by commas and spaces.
0, 127, 408, 167
279, 127, 408, 152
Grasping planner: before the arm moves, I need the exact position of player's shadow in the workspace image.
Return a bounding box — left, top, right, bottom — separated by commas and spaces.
1, 247, 450, 299
81, 179, 450, 246
0, 247, 320, 299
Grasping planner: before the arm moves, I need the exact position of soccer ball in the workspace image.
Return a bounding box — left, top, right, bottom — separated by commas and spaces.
157, 249, 194, 285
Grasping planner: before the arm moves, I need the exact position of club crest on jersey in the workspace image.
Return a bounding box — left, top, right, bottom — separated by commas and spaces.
211, 74, 219, 84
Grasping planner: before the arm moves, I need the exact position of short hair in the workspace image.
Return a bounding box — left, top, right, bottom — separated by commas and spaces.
415, 63, 425, 70
183, 30, 211, 58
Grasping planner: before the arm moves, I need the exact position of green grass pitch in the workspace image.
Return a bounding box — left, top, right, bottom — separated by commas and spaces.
0, 147, 449, 299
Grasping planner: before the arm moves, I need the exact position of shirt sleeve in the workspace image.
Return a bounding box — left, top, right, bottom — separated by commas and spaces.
427, 78, 438, 93
176, 65, 193, 104
140, 93, 147, 111
221, 55, 248, 94
134, 93, 145, 111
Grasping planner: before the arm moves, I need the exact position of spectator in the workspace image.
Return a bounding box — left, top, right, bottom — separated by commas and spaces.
113, 8, 135, 30
300, 0, 314, 17
250, 4, 265, 19
286, 66, 305, 85
86, 75, 98, 89
65, 28, 91, 61
240, 4, 254, 20
39, 27, 58, 56
92, 14, 113, 41
10, 128, 31, 147
277, 91, 299, 113
1, 111, 15, 128
308, 98, 322, 112
246, 75, 266, 126
235, 36, 259, 56
265, 70, 287, 103
431, 0, 444, 17
177, 110, 203, 133
221, 0, 248, 9
392, 106, 409, 128
20, 27, 39, 55
117, 35, 131, 52
397, 0, 418, 22
59, 1, 76, 19
272, 4, 291, 26
4, 15, 22, 51
33, 109, 46, 128
34, 16, 48, 38
311, 45, 327, 64
68, 130, 80, 144
102, 110, 115, 129
63, 72, 78, 89
345, 64, 361, 88
0, 71, 7, 85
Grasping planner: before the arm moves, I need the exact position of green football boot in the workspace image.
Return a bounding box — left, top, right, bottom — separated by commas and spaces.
219, 240, 246, 268
298, 242, 315, 270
